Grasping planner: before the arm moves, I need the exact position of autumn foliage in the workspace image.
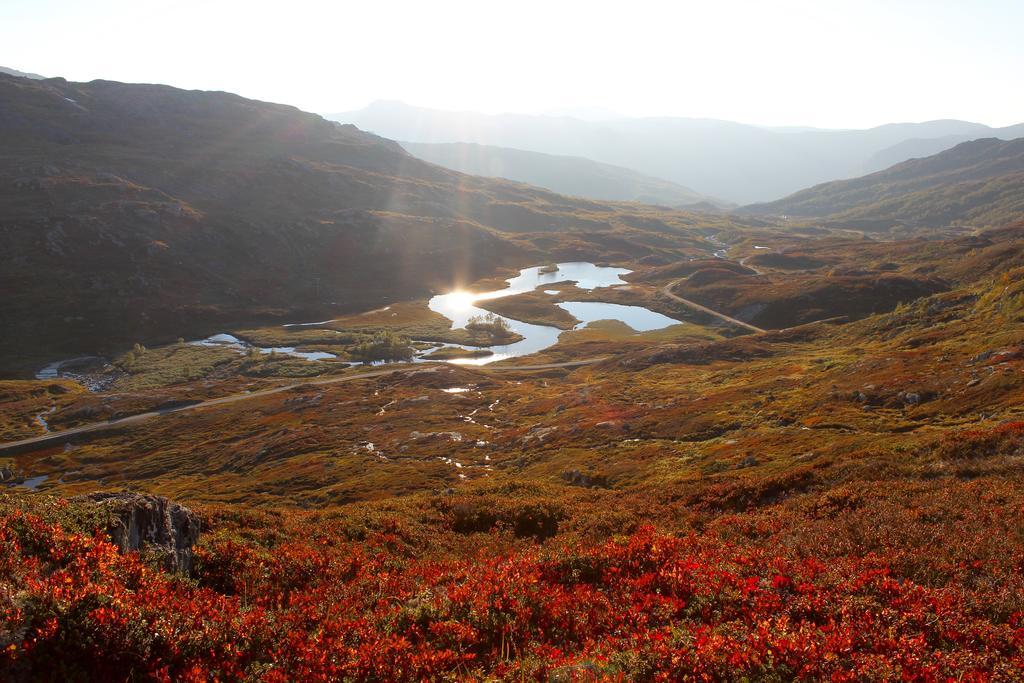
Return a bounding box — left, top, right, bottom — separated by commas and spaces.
3, 457, 1024, 682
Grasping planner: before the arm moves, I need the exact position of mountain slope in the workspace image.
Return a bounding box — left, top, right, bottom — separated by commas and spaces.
865, 124, 1024, 172
741, 138, 1024, 228
0, 75, 728, 374
400, 141, 729, 207
329, 101, 1024, 203
865, 135, 980, 173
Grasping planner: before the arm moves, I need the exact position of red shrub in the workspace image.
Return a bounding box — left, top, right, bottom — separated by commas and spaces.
2, 506, 1022, 681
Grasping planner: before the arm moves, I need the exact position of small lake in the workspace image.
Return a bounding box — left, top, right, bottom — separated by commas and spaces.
429, 262, 682, 365
557, 302, 683, 331
189, 333, 337, 361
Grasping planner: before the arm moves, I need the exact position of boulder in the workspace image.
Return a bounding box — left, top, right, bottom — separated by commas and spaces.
81, 492, 200, 573
409, 430, 463, 442
561, 469, 610, 489
521, 425, 557, 445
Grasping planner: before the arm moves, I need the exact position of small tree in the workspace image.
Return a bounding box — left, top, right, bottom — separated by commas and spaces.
349, 330, 414, 361
466, 313, 514, 340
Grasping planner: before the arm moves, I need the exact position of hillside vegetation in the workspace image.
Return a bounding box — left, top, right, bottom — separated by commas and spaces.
743, 137, 1024, 230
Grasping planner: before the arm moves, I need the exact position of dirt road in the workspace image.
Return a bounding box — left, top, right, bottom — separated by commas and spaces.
661, 280, 765, 333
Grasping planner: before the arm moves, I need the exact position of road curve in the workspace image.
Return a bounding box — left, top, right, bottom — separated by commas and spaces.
661, 280, 765, 334
0, 358, 605, 455
737, 255, 765, 276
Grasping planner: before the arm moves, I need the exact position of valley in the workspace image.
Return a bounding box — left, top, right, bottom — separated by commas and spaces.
0, 73, 752, 378
1, 56, 1024, 680
5, 222, 1022, 505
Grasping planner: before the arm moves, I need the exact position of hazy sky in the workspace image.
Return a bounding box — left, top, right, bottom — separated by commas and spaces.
3, 0, 1022, 128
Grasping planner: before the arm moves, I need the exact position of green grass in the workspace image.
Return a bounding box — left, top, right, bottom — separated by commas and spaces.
112, 344, 241, 390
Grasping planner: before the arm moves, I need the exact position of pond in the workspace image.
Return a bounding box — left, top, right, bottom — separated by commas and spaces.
429, 262, 682, 365
16, 475, 49, 491
557, 301, 683, 331
189, 333, 337, 361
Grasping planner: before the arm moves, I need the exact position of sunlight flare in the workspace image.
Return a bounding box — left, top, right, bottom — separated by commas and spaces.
445, 290, 477, 312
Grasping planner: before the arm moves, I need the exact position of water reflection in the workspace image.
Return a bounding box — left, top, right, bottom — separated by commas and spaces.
429, 262, 681, 365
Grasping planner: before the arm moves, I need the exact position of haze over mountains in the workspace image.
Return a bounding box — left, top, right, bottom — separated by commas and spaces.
331, 101, 1024, 204
400, 141, 728, 208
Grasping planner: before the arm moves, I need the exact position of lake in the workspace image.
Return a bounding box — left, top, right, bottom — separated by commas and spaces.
429, 262, 682, 365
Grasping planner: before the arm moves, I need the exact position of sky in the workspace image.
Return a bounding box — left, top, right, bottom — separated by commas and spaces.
2, 0, 1022, 128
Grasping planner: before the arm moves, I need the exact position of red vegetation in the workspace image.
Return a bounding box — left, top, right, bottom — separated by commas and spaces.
931, 421, 1024, 461
2, 485, 1023, 681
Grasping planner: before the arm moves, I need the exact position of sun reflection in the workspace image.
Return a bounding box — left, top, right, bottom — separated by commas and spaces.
446, 290, 477, 312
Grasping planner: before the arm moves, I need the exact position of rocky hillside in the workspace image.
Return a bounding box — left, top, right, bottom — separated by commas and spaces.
742, 137, 1024, 229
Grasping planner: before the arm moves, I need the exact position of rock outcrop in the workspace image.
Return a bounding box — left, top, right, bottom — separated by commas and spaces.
81, 492, 200, 573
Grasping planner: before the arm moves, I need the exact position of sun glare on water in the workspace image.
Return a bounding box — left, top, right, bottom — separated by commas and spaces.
446, 290, 477, 312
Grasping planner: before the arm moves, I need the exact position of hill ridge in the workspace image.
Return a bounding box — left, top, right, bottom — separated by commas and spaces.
740, 137, 1024, 229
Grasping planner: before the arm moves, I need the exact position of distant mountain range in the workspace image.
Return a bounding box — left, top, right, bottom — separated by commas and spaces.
329, 101, 1024, 203
742, 137, 1024, 229
401, 141, 730, 208
0, 66, 45, 79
